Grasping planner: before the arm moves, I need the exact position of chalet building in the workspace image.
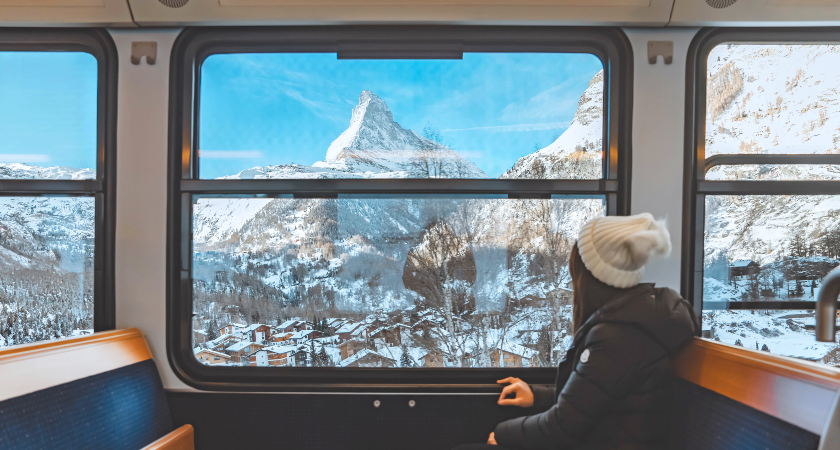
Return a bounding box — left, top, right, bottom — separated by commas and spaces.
336, 322, 365, 342
278, 320, 304, 333
730, 260, 760, 278
225, 341, 265, 363
249, 345, 304, 367
220, 323, 247, 336
368, 325, 402, 346
289, 329, 322, 344
340, 339, 368, 360
418, 350, 445, 367
490, 343, 539, 368
239, 324, 273, 343
270, 331, 294, 343
194, 348, 231, 365
208, 334, 242, 352
338, 349, 396, 368
193, 329, 207, 345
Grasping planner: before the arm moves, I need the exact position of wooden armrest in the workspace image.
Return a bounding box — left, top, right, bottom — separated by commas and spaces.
141, 424, 194, 450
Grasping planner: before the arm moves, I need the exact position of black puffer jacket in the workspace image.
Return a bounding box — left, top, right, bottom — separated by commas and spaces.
494, 283, 697, 450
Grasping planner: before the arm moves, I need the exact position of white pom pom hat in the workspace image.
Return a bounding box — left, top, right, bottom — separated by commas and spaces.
576, 213, 671, 288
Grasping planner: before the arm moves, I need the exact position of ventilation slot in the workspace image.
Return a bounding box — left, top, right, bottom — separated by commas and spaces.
706, 0, 737, 8
159, 0, 189, 7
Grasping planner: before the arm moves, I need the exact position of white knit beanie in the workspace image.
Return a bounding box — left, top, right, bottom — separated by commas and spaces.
576, 213, 671, 289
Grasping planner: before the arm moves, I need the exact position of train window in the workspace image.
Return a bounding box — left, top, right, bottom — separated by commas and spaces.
0, 30, 117, 348
169, 27, 633, 389
686, 29, 840, 364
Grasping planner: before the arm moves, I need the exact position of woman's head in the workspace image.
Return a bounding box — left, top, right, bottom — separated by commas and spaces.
570, 213, 671, 330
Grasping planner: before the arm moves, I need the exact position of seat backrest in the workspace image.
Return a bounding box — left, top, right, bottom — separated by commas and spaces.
670, 337, 840, 450
0, 328, 174, 450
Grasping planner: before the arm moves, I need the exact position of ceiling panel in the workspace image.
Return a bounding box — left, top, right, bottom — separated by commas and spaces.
670, 0, 840, 26
129, 0, 674, 26
0, 0, 134, 26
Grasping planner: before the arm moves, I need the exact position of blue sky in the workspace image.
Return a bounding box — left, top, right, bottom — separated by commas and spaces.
0, 52, 98, 171
199, 52, 602, 179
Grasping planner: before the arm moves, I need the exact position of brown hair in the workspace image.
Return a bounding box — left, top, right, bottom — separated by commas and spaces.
570, 243, 630, 332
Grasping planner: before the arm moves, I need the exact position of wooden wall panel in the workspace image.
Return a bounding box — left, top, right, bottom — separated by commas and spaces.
673, 337, 840, 435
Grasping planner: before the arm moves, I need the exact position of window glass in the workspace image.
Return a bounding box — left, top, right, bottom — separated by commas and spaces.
702, 309, 840, 364
703, 193, 840, 364
0, 197, 95, 347
192, 196, 603, 367
706, 164, 840, 181
0, 52, 97, 178
705, 44, 840, 157
198, 53, 604, 180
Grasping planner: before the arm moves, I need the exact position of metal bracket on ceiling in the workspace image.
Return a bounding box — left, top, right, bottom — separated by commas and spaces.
647, 41, 673, 65
130, 42, 157, 65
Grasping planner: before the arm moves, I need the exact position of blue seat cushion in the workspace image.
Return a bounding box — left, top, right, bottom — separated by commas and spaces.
0, 359, 173, 450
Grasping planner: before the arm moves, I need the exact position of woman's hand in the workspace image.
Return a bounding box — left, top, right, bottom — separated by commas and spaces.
487, 432, 497, 445
497, 377, 534, 408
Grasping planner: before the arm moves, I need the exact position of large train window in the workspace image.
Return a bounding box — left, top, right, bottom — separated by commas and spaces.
168, 27, 633, 389
0, 30, 117, 347
686, 28, 840, 365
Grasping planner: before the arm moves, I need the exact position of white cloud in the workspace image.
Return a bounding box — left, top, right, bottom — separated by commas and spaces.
0, 154, 50, 163
442, 121, 571, 133
500, 77, 586, 122
200, 151, 264, 159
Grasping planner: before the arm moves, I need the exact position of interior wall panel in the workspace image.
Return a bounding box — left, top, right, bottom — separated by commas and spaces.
625, 27, 699, 290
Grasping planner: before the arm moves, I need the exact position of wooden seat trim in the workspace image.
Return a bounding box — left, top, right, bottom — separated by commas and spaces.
0, 328, 153, 403
141, 424, 195, 450
673, 337, 840, 435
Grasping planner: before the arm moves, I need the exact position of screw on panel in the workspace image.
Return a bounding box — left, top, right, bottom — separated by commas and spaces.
408, 400, 416, 408
373, 400, 381, 408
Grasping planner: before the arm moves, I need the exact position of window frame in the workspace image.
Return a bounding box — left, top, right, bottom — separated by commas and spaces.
682, 27, 840, 320
167, 26, 634, 391
0, 28, 118, 334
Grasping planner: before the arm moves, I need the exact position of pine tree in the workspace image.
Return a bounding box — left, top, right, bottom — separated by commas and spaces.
761, 344, 770, 352
400, 343, 415, 368
734, 339, 743, 347
318, 344, 332, 367
205, 318, 219, 341
309, 340, 318, 367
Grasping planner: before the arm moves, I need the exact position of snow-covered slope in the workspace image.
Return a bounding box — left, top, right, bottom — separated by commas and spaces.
0, 163, 94, 180
501, 71, 603, 180
223, 90, 488, 180
703, 45, 840, 265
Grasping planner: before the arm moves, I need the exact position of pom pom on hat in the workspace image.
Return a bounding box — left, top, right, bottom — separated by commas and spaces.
576, 213, 671, 288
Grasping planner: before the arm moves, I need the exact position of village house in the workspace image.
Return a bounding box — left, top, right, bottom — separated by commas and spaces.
289, 329, 322, 344
207, 333, 243, 352
220, 322, 247, 336
338, 349, 396, 368
368, 325, 402, 346
193, 329, 207, 345
270, 331, 295, 343
225, 341, 265, 363
194, 348, 231, 365
339, 339, 368, 360
730, 260, 760, 278
278, 320, 304, 333
248, 344, 304, 367
490, 343, 540, 368
238, 324, 273, 344
336, 321, 364, 342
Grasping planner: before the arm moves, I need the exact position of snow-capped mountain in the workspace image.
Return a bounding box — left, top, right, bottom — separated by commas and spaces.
501, 70, 604, 180
0, 163, 94, 180
222, 90, 487, 180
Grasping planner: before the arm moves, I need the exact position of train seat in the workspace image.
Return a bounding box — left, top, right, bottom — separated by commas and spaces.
0, 328, 193, 450
670, 337, 840, 450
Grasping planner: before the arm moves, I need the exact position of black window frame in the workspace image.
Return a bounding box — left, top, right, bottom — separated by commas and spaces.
167, 26, 634, 392
682, 27, 840, 320
0, 28, 118, 334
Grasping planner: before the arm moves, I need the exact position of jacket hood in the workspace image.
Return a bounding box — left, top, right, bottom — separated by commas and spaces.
571, 243, 698, 354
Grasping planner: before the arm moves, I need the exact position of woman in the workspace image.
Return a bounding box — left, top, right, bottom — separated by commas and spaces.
456, 213, 698, 450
